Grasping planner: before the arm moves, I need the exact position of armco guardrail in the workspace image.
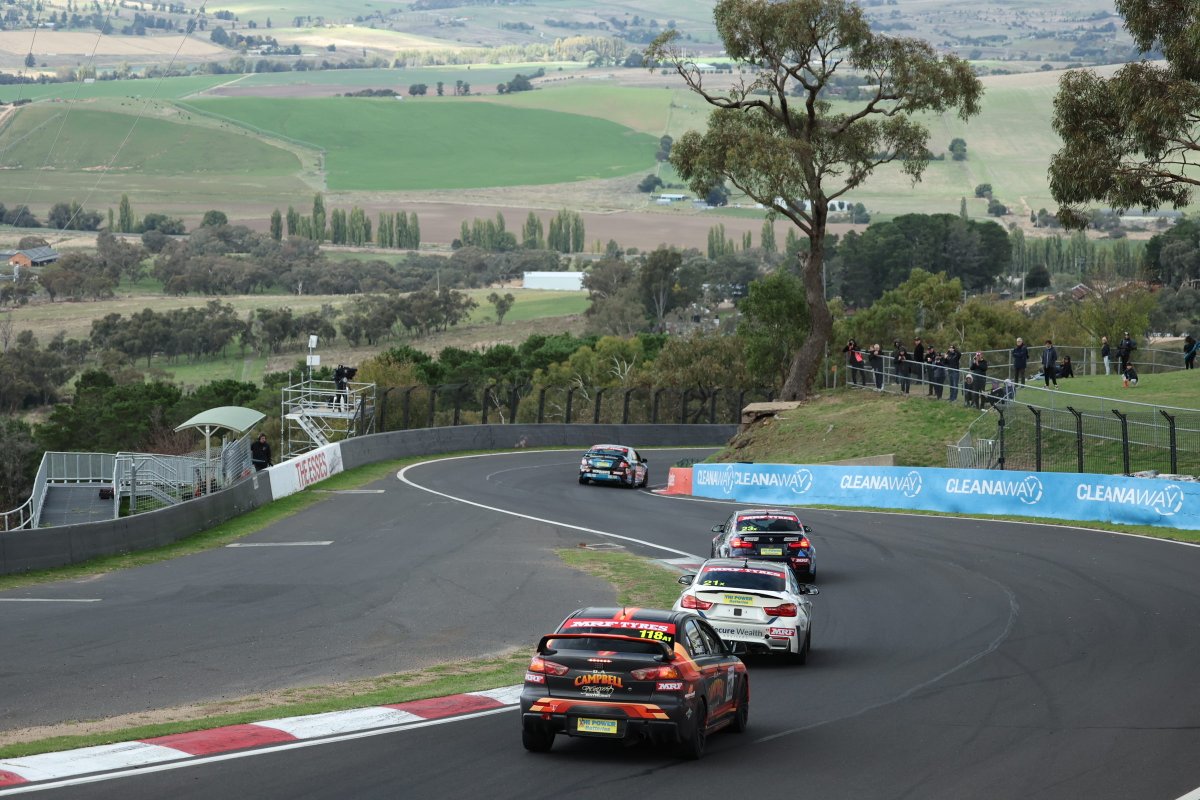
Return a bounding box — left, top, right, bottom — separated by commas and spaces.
689, 462, 1198, 530
0, 424, 735, 576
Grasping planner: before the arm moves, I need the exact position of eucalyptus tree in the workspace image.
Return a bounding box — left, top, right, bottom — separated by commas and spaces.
647, 0, 982, 399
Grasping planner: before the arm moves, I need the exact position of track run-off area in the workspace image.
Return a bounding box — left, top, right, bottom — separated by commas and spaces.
3, 448, 1200, 799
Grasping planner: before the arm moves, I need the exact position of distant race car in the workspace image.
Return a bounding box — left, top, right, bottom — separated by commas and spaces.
674, 559, 818, 663
710, 508, 816, 582
520, 607, 749, 759
578, 444, 649, 488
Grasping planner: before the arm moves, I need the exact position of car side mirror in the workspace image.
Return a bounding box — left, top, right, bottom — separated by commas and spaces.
803, 524, 812, 533
711, 524, 725, 533
677, 574, 694, 585
641, 458, 648, 464
726, 640, 748, 655
800, 585, 820, 596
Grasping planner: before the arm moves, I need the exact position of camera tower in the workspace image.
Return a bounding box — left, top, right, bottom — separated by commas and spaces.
281, 339, 376, 459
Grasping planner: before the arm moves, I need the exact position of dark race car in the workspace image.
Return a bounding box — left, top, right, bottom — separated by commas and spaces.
520, 607, 749, 759
710, 508, 817, 582
578, 444, 649, 488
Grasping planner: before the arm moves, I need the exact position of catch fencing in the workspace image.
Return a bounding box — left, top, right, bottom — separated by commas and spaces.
373, 384, 777, 431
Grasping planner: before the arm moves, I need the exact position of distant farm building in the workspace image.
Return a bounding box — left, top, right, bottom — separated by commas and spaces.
6, 246, 59, 268
655, 193, 688, 203
523, 271, 584, 291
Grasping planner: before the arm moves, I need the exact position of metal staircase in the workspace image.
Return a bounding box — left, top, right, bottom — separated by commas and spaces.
281, 379, 376, 460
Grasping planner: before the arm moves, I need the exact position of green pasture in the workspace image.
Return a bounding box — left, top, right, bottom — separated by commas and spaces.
0, 75, 237, 104
183, 96, 659, 190
478, 83, 677, 137
464, 289, 588, 324
223, 64, 583, 92
0, 104, 300, 175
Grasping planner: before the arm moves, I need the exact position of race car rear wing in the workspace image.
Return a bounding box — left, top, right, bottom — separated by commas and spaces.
537, 633, 674, 662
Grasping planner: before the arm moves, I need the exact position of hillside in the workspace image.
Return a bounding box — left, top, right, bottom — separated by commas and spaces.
714, 371, 1200, 469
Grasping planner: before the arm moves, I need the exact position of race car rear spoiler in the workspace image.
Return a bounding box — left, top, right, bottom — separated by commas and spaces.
537, 633, 674, 662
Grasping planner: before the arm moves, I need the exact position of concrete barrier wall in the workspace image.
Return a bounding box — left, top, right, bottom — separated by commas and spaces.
0, 425, 734, 576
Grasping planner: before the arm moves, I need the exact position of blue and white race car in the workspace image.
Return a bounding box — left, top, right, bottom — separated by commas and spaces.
674, 559, 818, 663
578, 444, 649, 488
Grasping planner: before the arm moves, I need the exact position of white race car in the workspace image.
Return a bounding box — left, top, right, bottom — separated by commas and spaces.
673, 559, 818, 663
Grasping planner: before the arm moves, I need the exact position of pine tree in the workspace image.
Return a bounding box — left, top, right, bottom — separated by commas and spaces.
408, 212, 419, 249
270, 208, 282, 241
312, 193, 326, 242
117, 194, 134, 234
761, 219, 776, 253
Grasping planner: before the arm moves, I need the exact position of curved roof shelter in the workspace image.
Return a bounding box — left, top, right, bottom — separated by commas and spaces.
175, 406, 266, 436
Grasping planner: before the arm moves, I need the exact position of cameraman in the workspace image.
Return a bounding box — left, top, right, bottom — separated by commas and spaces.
251, 433, 272, 472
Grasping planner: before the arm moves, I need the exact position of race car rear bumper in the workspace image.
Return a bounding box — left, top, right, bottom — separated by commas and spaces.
522, 712, 682, 744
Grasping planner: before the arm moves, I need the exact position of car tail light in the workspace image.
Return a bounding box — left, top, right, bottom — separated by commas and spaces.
528, 656, 569, 676
729, 537, 754, 549
788, 537, 812, 550
631, 664, 680, 680
679, 594, 714, 610
764, 603, 798, 617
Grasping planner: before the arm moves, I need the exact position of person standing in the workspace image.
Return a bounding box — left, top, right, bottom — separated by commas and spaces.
897, 347, 911, 394
1101, 335, 1112, 375
1041, 339, 1058, 388
1118, 331, 1137, 374
1184, 335, 1197, 369
912, 337, 926, 392
944, 344, 962, 402
967, 351, 989, 408
868, 343, 884, 390
251, 434, 272, 472
1011, 337, 1029, 385
930, 355, 946, 399
890, 339, 903, 384
843, 339, 864, 386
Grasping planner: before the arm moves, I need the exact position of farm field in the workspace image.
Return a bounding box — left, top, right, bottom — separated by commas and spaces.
0, 75, 238, 103
181, 96, 660, 190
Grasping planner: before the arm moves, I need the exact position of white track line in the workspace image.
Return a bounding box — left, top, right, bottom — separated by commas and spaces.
396, 450, 715, 559
0, 599, 101, 603
225, 542, 332, 548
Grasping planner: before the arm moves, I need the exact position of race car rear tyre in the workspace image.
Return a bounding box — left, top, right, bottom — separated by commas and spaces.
522, 726, 555, 753
675, 700, 707, 760
729, 678, 749, 734
790, 630, 810, 665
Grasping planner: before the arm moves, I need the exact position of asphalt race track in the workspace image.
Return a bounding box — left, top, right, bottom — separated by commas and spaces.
7, 448, 1200, 799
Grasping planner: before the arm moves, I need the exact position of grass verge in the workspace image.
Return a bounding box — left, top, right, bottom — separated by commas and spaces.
556, 547, 684, 609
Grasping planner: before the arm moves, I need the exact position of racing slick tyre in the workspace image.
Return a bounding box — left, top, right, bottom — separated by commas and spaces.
729, 678, 749, 734
578, 476, 589, 485
522, 726, 555, 753
790, 630, 811, 665
675, 700, 708, 760
640, 472, 650, 488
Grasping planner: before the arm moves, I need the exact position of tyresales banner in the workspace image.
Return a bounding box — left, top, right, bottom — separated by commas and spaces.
268, 442, 345, 501
691, 462, 1200, 530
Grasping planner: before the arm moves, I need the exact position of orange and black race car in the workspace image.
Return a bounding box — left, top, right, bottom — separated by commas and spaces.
520, 607, 749, 759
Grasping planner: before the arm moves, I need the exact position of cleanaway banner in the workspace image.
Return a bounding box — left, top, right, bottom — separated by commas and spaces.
691, 463, 1200, 530
268, 442, 345, 501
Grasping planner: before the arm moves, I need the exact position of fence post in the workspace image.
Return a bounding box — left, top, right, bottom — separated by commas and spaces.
377, 387, 395, 433
996, 408, 1006, 470
537, 388, 547, 424
1159, 409, 1177, 474
1029, 406, 1042, 472
402, 386, 418, 430
593, 388, 606, 424
427, 386, 439, 428
509, 385, 523, 423
565, 388, 575, 424
652, 388, 667, 424
1067, 406, 1084, 473
481, 383, 495, 424
735, 390, 748, 423
623, 389, 634, 424
1112, 409, 1131, 475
